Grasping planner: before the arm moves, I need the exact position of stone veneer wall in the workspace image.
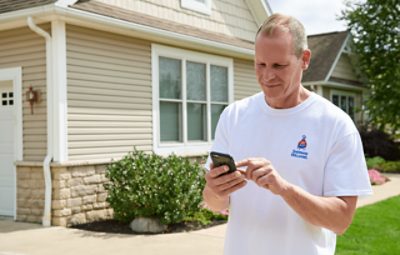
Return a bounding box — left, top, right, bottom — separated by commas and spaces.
16, 162, 113, 227
17, 165, 45, 223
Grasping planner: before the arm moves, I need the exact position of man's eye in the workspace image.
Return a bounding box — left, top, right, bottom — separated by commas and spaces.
273, 64, 285, 69
257, 63, 266, 67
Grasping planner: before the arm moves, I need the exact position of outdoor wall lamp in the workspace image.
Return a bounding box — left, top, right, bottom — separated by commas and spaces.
26, 86, 39, 114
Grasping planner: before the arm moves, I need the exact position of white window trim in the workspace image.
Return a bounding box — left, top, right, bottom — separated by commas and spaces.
181, 0, 212, 15
152, 44, 233, 156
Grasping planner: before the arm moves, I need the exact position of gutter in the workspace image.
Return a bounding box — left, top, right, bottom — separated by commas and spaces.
27, 16, 53, 227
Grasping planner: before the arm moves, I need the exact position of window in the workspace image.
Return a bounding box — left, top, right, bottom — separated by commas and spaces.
181, 0, 211, 15
331, 91, 355, 120
1, 91, 13, 106
152, 44, 233, 155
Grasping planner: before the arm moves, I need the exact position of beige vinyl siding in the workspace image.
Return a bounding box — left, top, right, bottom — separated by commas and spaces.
331, 54, 359, 81
96, 0, 258, 41
234, 59, 259, 100
67, 25, 152, 161
0, 26, 48, 161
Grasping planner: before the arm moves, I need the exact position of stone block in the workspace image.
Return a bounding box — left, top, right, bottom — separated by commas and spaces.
67, 197, 82, 208
83, 175, 101, 185
83, 195, 96, 205
68, 178, 83, 187
68, 213, 86, 226
71, 166, 95, 177
97, 193, 108, 203
52, 217, 67, 227
53, 188, 71, 200
71, 185, 96, 197
82, 204, 93, 211
53, 169, 71, 181
86, 210, 108, 222
53, 208, 72, 217
52, 200, 67, 210
71, 206, 82, 214
52, 180, 67, 189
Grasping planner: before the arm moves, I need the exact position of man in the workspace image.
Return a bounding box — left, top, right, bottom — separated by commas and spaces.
203, 13, 372, 255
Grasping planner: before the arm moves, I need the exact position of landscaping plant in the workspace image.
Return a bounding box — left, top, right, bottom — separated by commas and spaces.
104, 149, 212, 225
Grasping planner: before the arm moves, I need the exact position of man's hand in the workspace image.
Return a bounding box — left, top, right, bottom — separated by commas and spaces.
236, 158, 289, 195
205, 164, 247, 198
203, 164, 247, 212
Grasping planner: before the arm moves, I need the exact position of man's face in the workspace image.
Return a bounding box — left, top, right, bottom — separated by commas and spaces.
254, 32, 310, 107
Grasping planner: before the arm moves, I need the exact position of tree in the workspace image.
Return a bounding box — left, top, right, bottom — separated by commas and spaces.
341, 0, 400, 134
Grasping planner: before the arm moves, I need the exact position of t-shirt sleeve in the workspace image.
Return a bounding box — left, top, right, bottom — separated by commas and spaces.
323, 132, 373, 197
204, 108, 231, 171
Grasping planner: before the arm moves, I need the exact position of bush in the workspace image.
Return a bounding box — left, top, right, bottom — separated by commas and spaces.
380, 161, 400, 173
104, 149, 206, 225
360, 128, 400, 160
366, 156, 386, 169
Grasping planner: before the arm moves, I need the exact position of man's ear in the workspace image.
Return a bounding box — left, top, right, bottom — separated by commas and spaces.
302, 49, 311, 70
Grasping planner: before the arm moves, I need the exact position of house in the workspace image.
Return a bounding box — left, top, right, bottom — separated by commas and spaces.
303, 31, 368, 125
0, 0, 271, 226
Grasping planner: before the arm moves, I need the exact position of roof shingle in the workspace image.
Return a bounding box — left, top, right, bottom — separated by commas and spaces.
0, 0, 56, 14
303, 31, 348, 82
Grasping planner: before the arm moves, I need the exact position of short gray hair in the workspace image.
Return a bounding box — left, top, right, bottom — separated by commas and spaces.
256, 13, 308, 58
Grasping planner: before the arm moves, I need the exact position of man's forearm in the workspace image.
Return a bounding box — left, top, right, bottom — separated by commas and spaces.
281, 184, 357, 235
202, 186, 230, 212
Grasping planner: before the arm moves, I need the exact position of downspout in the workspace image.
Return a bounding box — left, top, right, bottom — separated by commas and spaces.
27, 16, 53, 227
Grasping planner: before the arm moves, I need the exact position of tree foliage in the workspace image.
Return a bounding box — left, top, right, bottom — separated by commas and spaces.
341, 0, 400, 133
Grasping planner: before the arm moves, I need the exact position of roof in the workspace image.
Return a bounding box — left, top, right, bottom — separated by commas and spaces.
0, 0, 56, 14
71, 0, 255, 50
303, 31, 348, 82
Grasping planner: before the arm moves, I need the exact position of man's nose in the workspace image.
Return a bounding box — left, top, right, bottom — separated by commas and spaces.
263, 67, 276, 81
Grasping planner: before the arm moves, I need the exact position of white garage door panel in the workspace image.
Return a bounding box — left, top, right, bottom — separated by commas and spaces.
0, 187, 13, 215
0, 80, 15, 216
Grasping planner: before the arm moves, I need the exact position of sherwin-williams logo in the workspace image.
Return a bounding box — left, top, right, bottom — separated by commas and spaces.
291, 135, 308, 159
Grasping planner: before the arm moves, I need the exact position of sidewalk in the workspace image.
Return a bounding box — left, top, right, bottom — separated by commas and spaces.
1, 174, 399, 255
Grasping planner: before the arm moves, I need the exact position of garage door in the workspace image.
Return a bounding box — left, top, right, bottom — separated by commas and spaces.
0, 80, 15, 216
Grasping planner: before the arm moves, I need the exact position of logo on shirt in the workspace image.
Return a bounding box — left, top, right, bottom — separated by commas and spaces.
291, 135, 309, 159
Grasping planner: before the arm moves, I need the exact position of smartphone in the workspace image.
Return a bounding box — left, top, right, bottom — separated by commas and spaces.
210, 151, 237, 175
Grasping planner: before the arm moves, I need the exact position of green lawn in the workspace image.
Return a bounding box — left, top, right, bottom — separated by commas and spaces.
336, 195, 400, 255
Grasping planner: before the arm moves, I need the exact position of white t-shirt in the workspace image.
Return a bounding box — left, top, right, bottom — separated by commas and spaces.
208, 92, 372, 255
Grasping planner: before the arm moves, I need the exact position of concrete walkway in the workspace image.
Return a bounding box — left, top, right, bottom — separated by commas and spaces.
1, 174, 399, 255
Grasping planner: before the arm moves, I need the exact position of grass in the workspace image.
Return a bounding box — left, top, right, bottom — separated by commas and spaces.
335, 195, 400, 255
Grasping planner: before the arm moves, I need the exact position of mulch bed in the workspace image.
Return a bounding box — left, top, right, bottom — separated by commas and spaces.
70, 219, 226, 235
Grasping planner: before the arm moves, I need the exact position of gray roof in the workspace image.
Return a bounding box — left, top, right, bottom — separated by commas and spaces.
0, 0, 56, 14
303, 31, 348, 82
71, 0, 254, 50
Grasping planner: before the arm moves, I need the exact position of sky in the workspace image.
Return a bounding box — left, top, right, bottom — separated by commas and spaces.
267, 0, 355, 35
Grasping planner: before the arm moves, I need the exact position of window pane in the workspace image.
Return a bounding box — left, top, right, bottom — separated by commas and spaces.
160, 102, 182, 142
159, 57, 181, 99
332, 95, 339, 106
348, 96, 355, 119
340, 95, 347, 112
187, 103, 207, 141
211, 104, 226, 139
211, 65, 228, 102
187, 61, 206, 101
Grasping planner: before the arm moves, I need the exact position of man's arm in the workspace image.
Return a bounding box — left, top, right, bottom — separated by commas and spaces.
281, 186, 357, 235
237, 158, 357, 235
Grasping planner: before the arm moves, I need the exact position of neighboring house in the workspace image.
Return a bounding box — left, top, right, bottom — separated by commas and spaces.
303, 31, 368, 125
0, 0, 271, 226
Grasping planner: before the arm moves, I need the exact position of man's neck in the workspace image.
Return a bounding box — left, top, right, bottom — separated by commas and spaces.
265, 86, 311, 109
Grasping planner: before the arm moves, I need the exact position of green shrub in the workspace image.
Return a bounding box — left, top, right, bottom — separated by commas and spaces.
380, 161, 400, 173
104, 149, 206, 225
366, 156, 386, 169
